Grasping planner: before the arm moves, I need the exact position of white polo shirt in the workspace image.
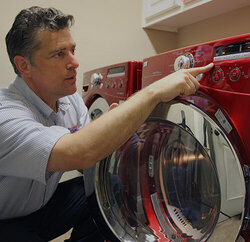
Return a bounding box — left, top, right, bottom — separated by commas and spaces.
0, 76, 90, 219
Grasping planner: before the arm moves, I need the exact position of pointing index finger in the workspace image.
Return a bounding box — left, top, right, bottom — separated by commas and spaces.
188, 63, 214, 77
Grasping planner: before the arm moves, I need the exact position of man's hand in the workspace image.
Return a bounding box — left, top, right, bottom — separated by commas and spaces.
149, 63, 214, 102
108, 103, 118, 111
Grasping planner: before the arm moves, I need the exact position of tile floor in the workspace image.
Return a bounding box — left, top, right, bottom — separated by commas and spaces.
50, 229, 72, 242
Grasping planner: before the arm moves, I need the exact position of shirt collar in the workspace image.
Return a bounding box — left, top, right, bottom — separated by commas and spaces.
10, 76, 71, 118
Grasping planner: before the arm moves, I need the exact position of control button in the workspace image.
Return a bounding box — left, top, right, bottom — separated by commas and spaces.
118, 80, 123, 88
105, 80, 110, 88
212, 69, 223, 82
112, 81, 116, 88
230, 67, 241, 82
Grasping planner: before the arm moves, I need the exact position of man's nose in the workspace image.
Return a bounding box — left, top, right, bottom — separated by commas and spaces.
66, 53, 79, 69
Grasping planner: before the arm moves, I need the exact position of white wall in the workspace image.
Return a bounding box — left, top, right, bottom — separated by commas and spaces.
0, 0, 175, 93
177, 6, 250, 48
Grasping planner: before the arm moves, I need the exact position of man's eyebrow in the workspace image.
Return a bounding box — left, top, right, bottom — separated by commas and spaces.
49, 48, 66, 55
49, 44, 76, 55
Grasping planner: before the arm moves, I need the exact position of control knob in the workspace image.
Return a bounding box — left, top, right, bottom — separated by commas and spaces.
174, 53, 194, 71
230, 67, 241, 82
212, 69, 223, 83
91, 73, 103, 86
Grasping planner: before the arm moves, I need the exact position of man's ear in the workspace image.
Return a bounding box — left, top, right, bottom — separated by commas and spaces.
14, 56, 32, 78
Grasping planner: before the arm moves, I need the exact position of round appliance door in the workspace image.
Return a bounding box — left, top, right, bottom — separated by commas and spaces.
95, 101, 246, 241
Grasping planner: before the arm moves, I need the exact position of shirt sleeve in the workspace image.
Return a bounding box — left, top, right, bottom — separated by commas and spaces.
0, 103, 70, 184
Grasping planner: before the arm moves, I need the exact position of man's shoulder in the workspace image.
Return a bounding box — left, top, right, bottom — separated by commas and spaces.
0, 87, 30, 113
0, 87, 22, 103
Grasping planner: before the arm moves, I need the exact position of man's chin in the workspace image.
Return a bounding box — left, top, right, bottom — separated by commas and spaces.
68, 87, 77, 95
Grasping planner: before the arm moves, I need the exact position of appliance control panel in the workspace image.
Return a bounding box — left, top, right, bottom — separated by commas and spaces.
83, 61, 142, 99
142, 34, 250, 94
211, 40, 250, 88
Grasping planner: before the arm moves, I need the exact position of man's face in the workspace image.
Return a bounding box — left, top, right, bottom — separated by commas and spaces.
27, 28, 79, 105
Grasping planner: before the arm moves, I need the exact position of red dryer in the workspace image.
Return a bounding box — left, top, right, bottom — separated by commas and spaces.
140, 34, 250, 241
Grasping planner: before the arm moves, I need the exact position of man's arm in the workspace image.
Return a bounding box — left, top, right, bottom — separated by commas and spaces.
47, 63, 214, 171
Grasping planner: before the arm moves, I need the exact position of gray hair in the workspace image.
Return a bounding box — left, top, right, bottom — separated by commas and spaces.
6, 6, 74, 75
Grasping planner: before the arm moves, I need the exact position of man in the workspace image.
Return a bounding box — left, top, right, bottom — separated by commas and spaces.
0, 6, 213, 242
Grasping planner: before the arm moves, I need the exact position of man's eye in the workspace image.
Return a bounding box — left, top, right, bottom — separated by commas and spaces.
72, 48, 76, 55
54, 52, 64, 58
